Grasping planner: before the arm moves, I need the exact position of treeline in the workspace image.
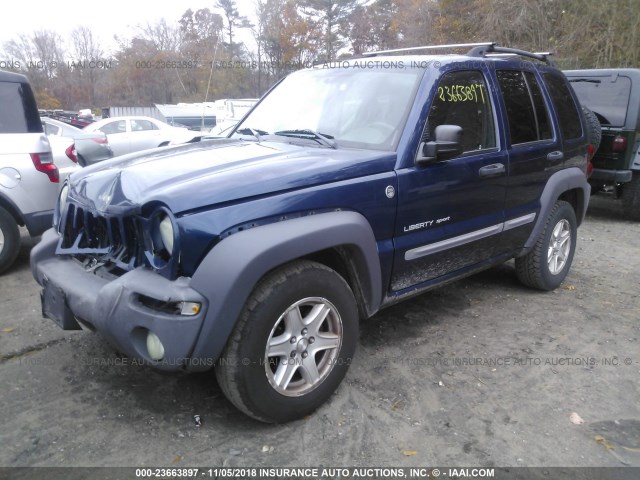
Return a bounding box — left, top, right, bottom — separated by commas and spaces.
1, 0, 638, 111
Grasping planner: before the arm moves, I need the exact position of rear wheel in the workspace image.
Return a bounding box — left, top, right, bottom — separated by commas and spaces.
215, 260, 358, 423
0, 207, 20, 275
621, 172, 640, 221
515, 201, 577, 291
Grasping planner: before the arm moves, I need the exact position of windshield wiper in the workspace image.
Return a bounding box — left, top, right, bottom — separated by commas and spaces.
274, 129, 337, 149
236, 127, 267, 141
568, 78, 601, 84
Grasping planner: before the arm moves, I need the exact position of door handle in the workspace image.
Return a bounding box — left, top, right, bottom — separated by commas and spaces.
547, 151, 564, 162
479, 163, 506, 178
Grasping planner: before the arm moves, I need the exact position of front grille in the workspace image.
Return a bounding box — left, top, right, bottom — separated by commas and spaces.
59, 203, 144, 273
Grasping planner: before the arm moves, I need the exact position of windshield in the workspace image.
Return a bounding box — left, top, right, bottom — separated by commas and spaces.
568, 75, 631, 127
232, 66, 424, 151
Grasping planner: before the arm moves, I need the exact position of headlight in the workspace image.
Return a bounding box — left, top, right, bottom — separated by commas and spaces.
149, 208, 177, 262
159, 215, 174, 253
56, 184, 69, 230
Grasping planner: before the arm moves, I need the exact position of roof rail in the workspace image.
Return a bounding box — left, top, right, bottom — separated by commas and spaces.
467, 44, 555, 66
361, 42, 496, 57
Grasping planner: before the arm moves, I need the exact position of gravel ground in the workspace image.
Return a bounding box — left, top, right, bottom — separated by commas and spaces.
0, 195, 638, 469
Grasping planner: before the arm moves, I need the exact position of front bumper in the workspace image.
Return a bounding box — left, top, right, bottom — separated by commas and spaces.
31, 228, 210, 371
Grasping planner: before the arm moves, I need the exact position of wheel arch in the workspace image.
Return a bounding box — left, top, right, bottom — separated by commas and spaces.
0, 193, 25, 227
302, 245, 375, 321
187, 210, 382, 369
558, 188, 583, 221
518, 167, 590, 257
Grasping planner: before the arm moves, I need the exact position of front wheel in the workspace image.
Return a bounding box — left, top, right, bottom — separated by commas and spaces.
215, 260, 358, 423
515, 201, 577, 291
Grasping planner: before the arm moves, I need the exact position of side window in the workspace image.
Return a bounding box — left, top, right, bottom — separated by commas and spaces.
43, 122, 60, 135
131, 119, 157, 131
543, 73, 583, 139
99, 120, 126, 135
425, 70, 496, 153
497, 70, 552, 145
0, 81, 42, 134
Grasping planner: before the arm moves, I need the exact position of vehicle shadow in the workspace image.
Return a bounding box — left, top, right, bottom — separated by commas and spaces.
2, 229, 40, 276
586, 194, 630, 221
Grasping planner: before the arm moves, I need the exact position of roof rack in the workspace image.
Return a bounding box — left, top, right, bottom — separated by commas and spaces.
467, 44, 555, 66
361, 42, 496, 57
361, 42, 555, 66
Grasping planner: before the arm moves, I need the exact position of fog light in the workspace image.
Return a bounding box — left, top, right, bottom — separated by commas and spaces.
180, 301, 201, 316
146, 331, 165, 360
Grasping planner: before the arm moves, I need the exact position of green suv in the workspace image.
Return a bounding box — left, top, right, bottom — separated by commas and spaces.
564, 68, 640, 219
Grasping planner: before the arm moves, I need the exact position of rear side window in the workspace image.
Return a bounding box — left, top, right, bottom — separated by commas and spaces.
43, 121, 60, 135
543, 73, 583, 139
99, 120, 127, 134
131, 119, 158, 131
0, 81, 43, 134
497, 70, 552, 145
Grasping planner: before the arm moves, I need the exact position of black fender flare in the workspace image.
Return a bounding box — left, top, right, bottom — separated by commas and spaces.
520, 167, 590, 255
187, 210, 382, 369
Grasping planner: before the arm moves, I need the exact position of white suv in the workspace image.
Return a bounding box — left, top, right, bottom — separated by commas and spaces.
0, 70, 59, 274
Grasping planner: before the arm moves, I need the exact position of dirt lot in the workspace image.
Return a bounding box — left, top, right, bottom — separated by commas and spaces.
0, 195, 638, 469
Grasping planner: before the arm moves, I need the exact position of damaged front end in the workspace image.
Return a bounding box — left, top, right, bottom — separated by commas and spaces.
54, 173, 179, 280
31, 174, 208, 370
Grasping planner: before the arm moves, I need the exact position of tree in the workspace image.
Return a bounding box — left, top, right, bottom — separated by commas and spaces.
301, 0, 359, 61
70, 27, 106, 107
216, 0, 253, 55
254, 0, 317, 83
34, 90, 62, 110
139, 18, 181, 52
3, 30, 64, 91
348, 0, 399, 54
554, 0, 640, 68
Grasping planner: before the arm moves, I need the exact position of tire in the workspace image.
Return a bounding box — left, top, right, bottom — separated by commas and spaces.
621, 171, 640, 221
515, 201, 577, 291
582, 106, 601, 152
215, 260, 358, 423
0, 206, 21, 275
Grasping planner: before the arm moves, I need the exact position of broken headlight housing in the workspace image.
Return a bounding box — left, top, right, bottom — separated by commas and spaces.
147, 207, 177, 264
55, 183, 70, 232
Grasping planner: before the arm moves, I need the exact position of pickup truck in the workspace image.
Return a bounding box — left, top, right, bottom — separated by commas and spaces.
31, 43, 591, 423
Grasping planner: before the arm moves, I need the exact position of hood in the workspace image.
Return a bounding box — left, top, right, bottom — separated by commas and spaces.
67, 139, 396, 215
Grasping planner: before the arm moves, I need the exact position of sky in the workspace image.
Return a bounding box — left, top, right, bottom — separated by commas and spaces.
1, 0, 258, 57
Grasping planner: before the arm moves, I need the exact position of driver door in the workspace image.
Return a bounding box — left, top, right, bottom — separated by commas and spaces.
391, 69, 508, 291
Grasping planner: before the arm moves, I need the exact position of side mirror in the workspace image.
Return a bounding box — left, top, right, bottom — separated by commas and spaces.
416, 125, 463, 166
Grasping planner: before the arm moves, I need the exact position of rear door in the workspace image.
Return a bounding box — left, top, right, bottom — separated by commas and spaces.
97, 119, 130, 156
494, 68, 562, 251
129, 119, 162, 152
541, 72, 586, 172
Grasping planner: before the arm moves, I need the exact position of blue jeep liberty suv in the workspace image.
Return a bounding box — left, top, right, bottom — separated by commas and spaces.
31, 43, 592, 422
